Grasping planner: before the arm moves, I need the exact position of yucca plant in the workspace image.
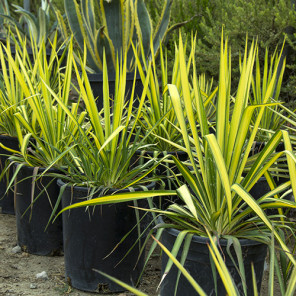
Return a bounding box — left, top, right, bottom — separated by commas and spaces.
249, 47, 287, 142
8, 39, 86, 168
51, 48, 164, 189
0, 0, 64, 48
0, 28, 70, 142
0, 34, 76, 216
0, 35, 84, 256
60, 0, 173, 73
133, 37, 218, 153
0, 33, 30, 138
0, 35, 76, 169
44, 48, 182, 292
58, 33, 296, 294
156, 34, 296, 295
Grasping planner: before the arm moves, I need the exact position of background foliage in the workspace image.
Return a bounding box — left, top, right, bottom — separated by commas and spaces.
9, 0, 296, 102
149, 0, 296, 103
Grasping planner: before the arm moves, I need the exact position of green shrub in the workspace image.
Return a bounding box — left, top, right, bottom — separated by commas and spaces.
196, 0, 296, 94
147, 0, 296, 103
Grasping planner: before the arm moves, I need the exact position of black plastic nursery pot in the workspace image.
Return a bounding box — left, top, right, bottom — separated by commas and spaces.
160, 226, 267, 296
87, 71, 143, 112
58, 179, 155, 293
0, 135, 19, 214
14, 164, 63, 256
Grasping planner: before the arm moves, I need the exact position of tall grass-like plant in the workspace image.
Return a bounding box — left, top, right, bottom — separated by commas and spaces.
158, 34, 296, 292
160, 33, 296, 244
0, 33, 29, 138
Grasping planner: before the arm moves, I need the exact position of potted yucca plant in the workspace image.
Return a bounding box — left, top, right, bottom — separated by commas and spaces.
58, 33, 296, 295
0, 33, 35, 214
131, 41, 217, 209
49, 50, 168, 292
1, 37, 81, 256
60, 0, 174, 110
156, 34, 296, 296
0, 37, 23, 214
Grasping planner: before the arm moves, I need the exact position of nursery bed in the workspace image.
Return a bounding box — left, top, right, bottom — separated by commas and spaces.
0, 211, 282, 296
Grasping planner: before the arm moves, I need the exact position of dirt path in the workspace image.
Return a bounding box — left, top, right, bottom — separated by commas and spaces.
0, 212, 161, 296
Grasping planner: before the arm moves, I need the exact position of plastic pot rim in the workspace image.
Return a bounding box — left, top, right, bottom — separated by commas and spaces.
158, 216, 267, 247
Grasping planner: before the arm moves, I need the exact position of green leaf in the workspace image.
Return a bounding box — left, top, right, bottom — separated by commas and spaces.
58, 190, 176, 215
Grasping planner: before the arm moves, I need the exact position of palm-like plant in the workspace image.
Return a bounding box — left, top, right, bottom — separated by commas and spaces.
160, 33, 296, 244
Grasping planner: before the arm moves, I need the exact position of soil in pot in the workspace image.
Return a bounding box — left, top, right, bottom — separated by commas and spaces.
14, 164, 63, 256
160, 226, 267, 296
58, 180, 155, 293
0, 135, 19, 214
